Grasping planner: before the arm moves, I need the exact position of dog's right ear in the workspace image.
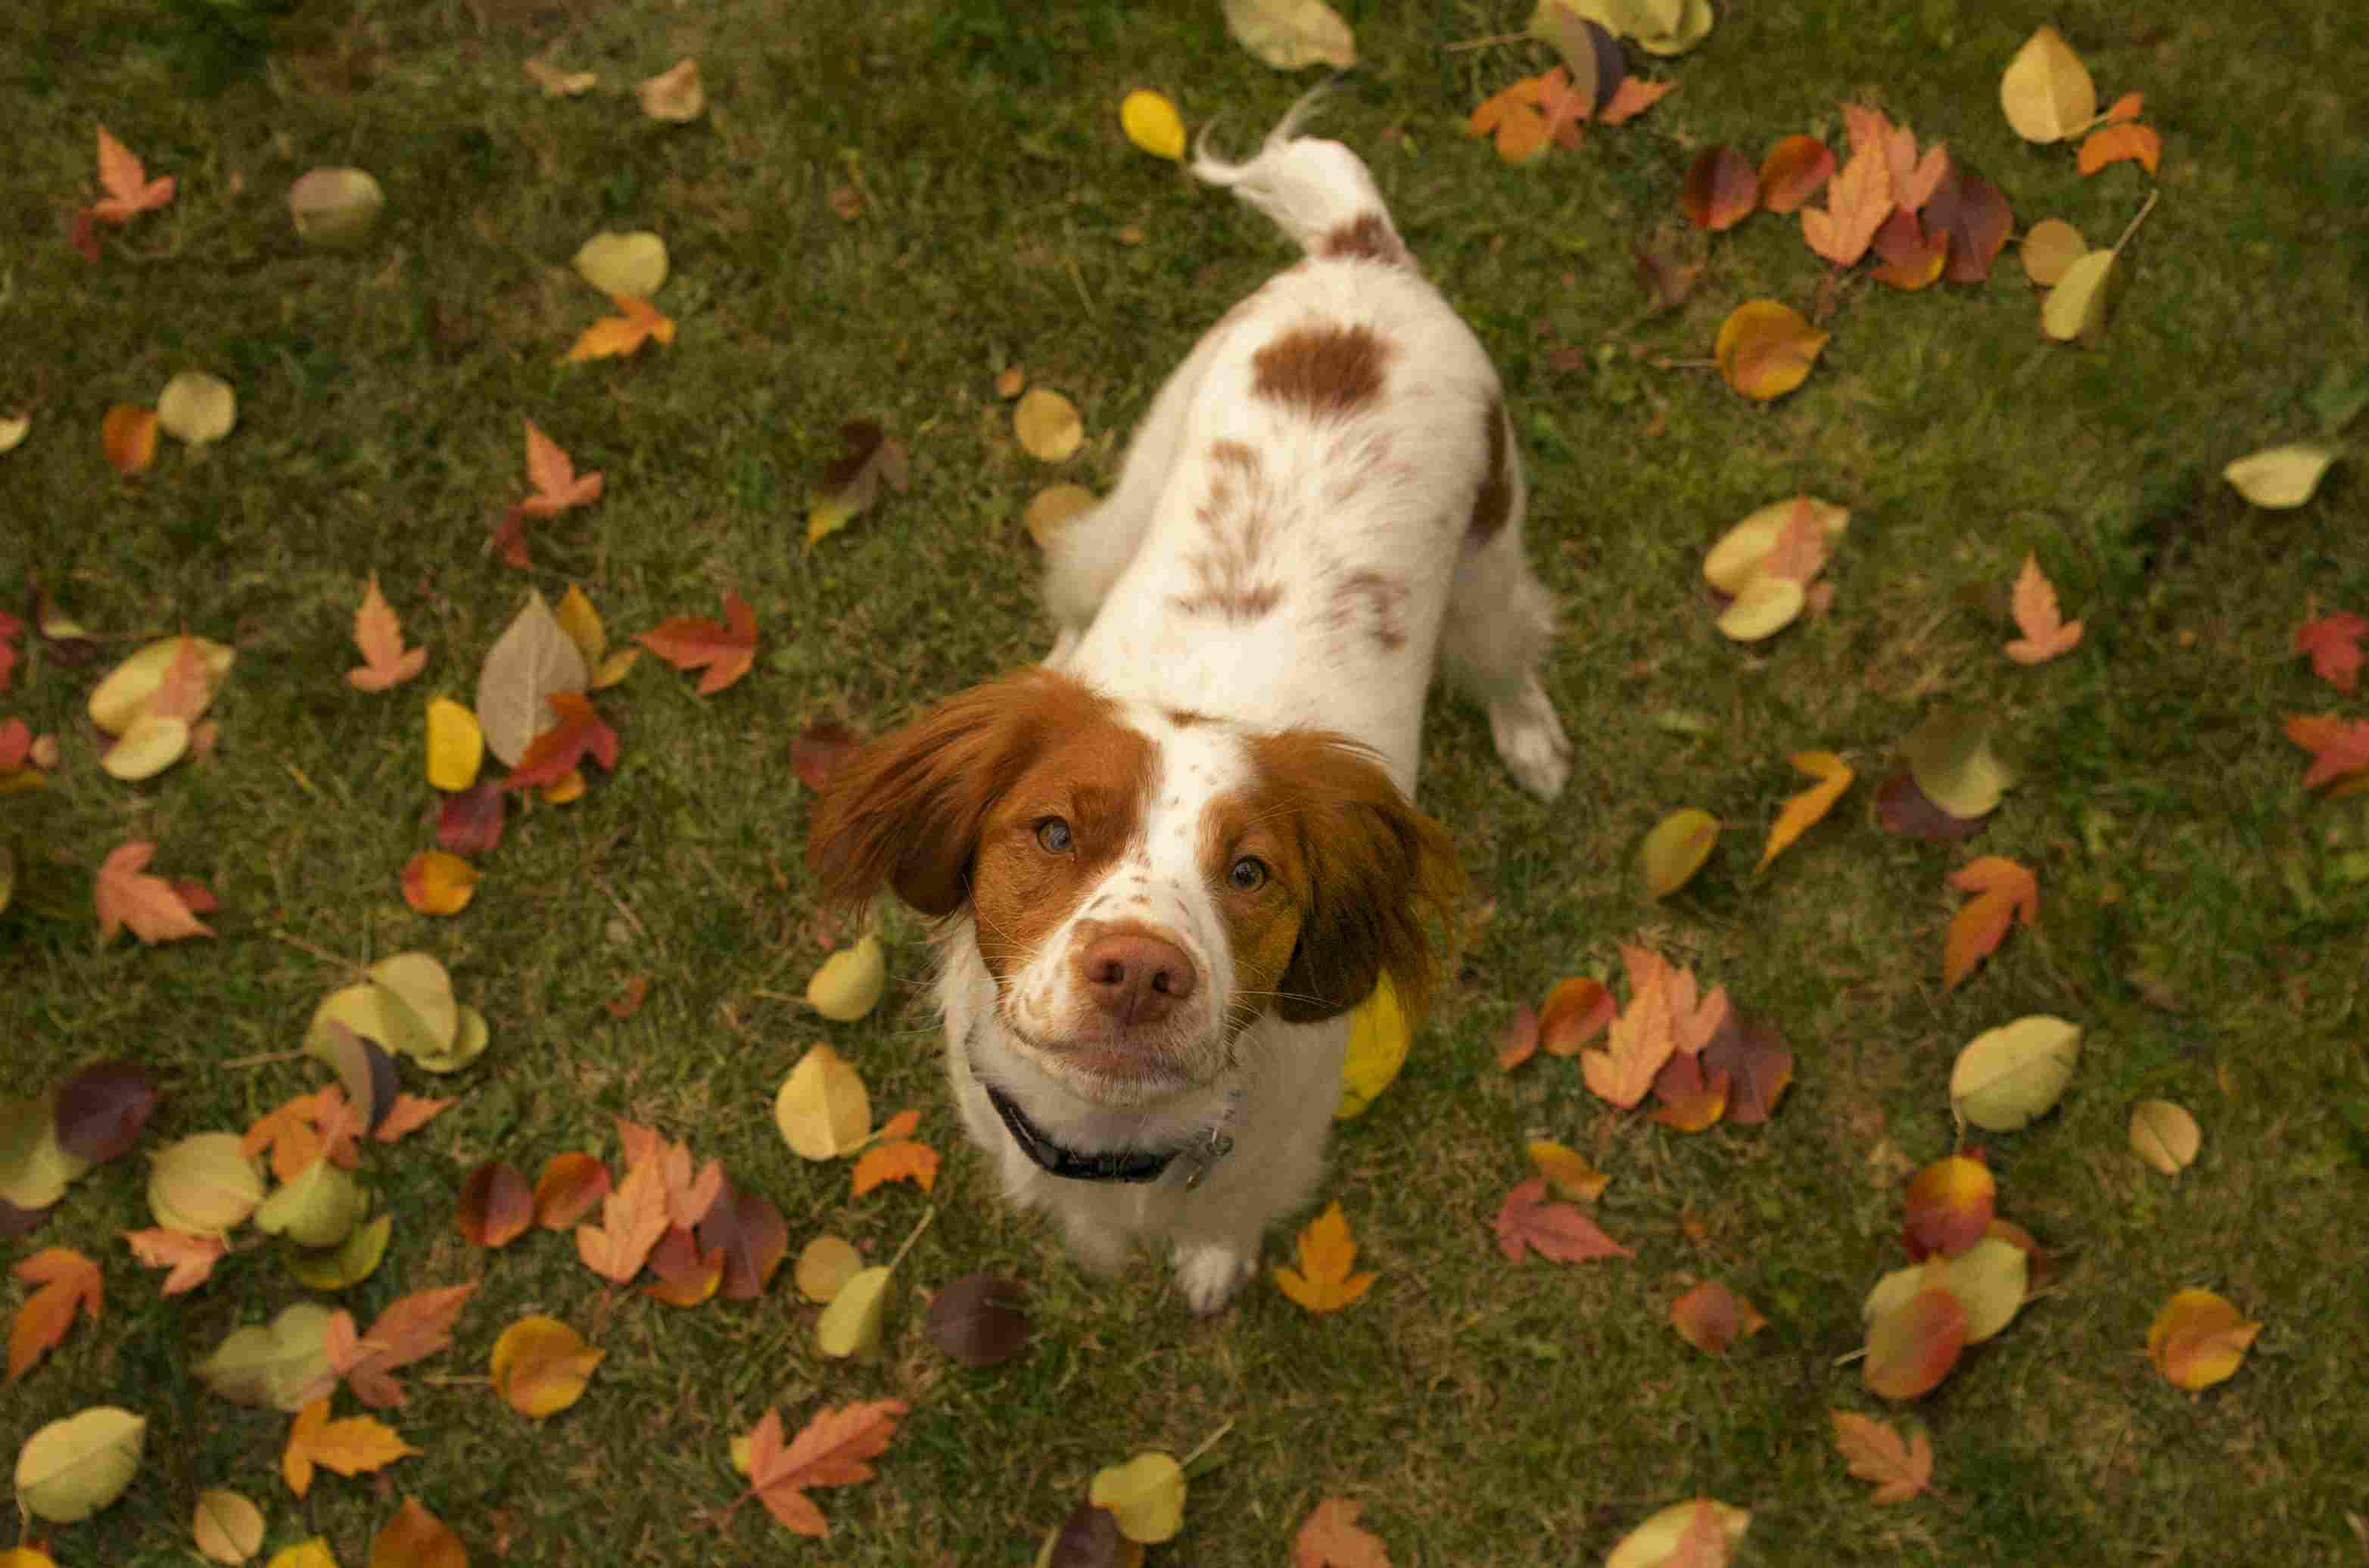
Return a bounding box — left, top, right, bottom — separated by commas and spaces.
805, 667, 1083, 919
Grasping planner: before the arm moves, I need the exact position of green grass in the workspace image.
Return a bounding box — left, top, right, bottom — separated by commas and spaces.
5, 0, 2367, 1562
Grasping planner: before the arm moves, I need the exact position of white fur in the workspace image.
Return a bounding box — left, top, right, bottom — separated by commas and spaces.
948, 104, 1570, 1312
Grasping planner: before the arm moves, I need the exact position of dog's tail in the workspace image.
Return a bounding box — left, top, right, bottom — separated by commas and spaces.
1190, 86, 1411, 267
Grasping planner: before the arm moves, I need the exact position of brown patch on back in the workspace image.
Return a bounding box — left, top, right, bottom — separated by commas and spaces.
1322, 568, 1410, 654
1320, 213, 1409, 268
1171, 439, 1287, 624
1467, 397, 1515, 543
1250, 323, 1393, 416
1241, 731, 1464, 1025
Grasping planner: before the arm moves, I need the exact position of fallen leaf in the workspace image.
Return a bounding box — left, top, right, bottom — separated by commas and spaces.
1091, 1451, 1187, 1545
1538, 977, 1616, 1057
524, 57, 597, 95
347, 575, 428, 690
400, 850, 478, 916
1648, 1049, 1729, 1131
95, 842, 214, 944
10, 1248, 102, 1380
1496, 1002, 1542, 1069
1493, 1177, 1631, 1264
1943, 856, 2038, 991
1668, 1280, 1766, 1355
1831, 1410, 1934, 1504
1119, 89, 1186, 161
424, 699, 485, 793
1863, 1286, 1966, 1400
532, 1153, 612, 1231
2129, 1099, 2201, 1175
122, 1227, 225, 1294
287, 169, 383, 247
54, 1060, 160, 1163
1901, 1153, 1996, 1260
475, 590, 590, 766
192, 1487, 266, 1564
1604, 1498, 1751, 1568
1680, 145, 1757, 232
795, 1235, 864, 1303
1757, 134, 1834, 212
1801, 142, 1890, 266
1272, 1200, 1378, 1313
2296, 611, 2367, 694
1704, 496, 1850, 593
574, 1154, 668, 1283
1584, 970, 1676, 1109
851, 1139, 939, 1196
1468, 74, 1556, 164
926, 1273, 1030, 1368
156, 371, 237, 446
806, 420, 911, 546
1950, 1016, 2081, 1131
1336, 973, 1411, 1119
2041, 248, 2118, 345
1760, 750, 1853, 870
573, 230, 668, 297
564, 294, 675, 362
367, 1498, 465, 1568
2000, 25, 2096, 143
101, 404, 158, 475
637, 57, 704, 121
1639, 807, 1720, 898
1714, 300, 1828, 401
1868, 210, 1947, 291
489, 1314, 604, 1417
14, 1405, 145, 1522
1597, 75, 1678, 126
2146, 1288, 2260, 1391
502, 692, 618, 792
736, 1400, 910, 1536
697, 1177, 789, 1300
1900, 707, 2015, 820
280, 1396, 416, 1498
2005, 554, 2085, 664
1015, 388, 1085, 462
2225, 443, 2340, 509
1223, 0, 1356, 70
637, 591, 758, 695
456, 1162, 532, 1248
1925, 166, 2014, 284
1293, 1495, 1390, 1568
2078, 122, 2162, 177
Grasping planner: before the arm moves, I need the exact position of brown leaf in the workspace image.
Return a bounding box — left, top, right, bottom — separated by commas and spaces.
637, 591, 758, 695
455, 1161, 533, 1248
531, 1153, 612, 1231
1668, 1280, 1767, 1355
1493, 1178, 1630, 1265
1649, 1050, 1730, 1132
1925, 167, 2013, 283
926, 1273, 1032, 1368
792, 720, 860, 792
1757, 135, 1834, 213
1538, 976, 1614, 1056
1872, 767, 1986, 840
1680, 145, 1757, 232
369, 1497, 466, 1568
1831, 1410, 1935, 1503
53, 1059, 162, 1164
1699, 1013, 1793, 1124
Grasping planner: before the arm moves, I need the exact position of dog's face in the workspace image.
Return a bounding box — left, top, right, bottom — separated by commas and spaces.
805, 668, 1459, 1108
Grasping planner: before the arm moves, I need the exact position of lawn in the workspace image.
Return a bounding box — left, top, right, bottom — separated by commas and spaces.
5, 0, 2367, 1563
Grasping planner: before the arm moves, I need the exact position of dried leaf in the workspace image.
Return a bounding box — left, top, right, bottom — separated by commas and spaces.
2000, 26, 2096, 143
501, 692, 618, 792
1800, 142, 1891, 266
1493, 1178, 1631, 1264
2041, 249, 2118, 345
95, 842, 213, 944
1830, 1411, 1934, 1504
1943, 856, 2038, 991
2224, 443, 2339, 509
1583, 970, 1675, 1109
1597, 75, 1678, 126
563, 294, 675, 362
637, 57, 704, 122
101, 405, 158, 475
475, 590, 590, 767
400, 850, 478, 916
2005, 554, 2084, 664
192, 1487, 266, 1564
851, 1139, 939, 1196
90, 125, 176, 223
1901, 1153, 1996, 1260
1863, 1286, 1966, 1400
1293, 1495, 1391, 1568
1272, 1200, 1378, 1312
14, 1405, 145, 1522
775, 1045, 872, 1159
54, 1061, 161, 1164
280, 1397, 416, 1498
736, 1400, 910, 1536
1680, 145, 1757, 232
794, 1235, 864, 1303
2146, 1288, 2260, 1391
1668, 1280, 1766, 1355
1760, 751, 1853, 870
807, 421, 910, 546
286, 169, 382, 247
2296, 611, 2367, 694
532, 1153, 612, 1230
1090, 1452, 1187, 1545
1950, 1016, 2081, 1131
456, 1162, 532, 1248
2021, 218, 2088, 285
1223, 0, 1356, 70
10, 1248, 103, 1380
490, 1314, 604, 1417
573, 230, 668, 297
2128, 1099, 2201, 1174
637, 591, 758, 695
1926, 166, 2013, 284
696, 1178, 789, 1299
122, 1227, 225, 1294
347, 575, 428, 691
926, 1274, 1031, 1367
1015, 388, 1085, 461
1757, 134, 1834, 213
1604, 1498, 1751, 1568
1714, 300, 1828, 401
2078, 123, 2162, 176
574, 1154, 669, 1283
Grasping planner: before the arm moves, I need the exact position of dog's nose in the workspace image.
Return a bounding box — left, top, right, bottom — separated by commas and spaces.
1077, 933, 1197, 1025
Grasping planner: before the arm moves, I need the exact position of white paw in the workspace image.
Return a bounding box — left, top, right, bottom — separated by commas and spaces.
1172, 1243, 1256, 1314
1490, 684, 1573, 801
1060, 1220, 1130, 1278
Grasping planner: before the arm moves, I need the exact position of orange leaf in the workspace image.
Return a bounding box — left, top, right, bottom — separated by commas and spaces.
2146, 1288, 2262, 1391
1800, 142, 1891, 266
575, 1151, 670, 1283
1537, 976, 1614, 1056
503, 691, 618, 791
1680, 145, 1757, 232
347, 574, 428, 691
736, 1400, 911, 1537
2078, 122, 2162, 177
1831, 1410, 1935, 1503
1525, 1139, 1611, 1202
1668, 1279, 1767, 1355
1582, 969, 1673, 1108
1759, 750, 1854, 870
1757, 134, 1834, 213
1597, 75, 1678, 126
369, 1497, 468, 1568
1943, 856, 2038, 991
2006, 553, 2085, 664
1468, 74, 1555, 164
95, 840, 213, 944
643, 1224, 726, 1306
1901, 1153, 1996, 1260
533, 1153, 612, 1230
1493, 1178, 1630, 1264
373, 1093, 456, 1143
563, 293, 675, 362
851, 1139, 939, 1196
90, 124, 176, 222
1293, 1496, 1391, 1568
1863, 1286, 1966, 1399
1714, 300, 1829, 402
520, 419, 604, 517
282, 1396, 419, 1498
1868, 210, 1948, 291
490, 1314, 606, 1412
2295, 611, 2365, 695
1648, 1050, 1730, 1132
1272, 1200, 1378, 1313
101, 404, 158, 475
122, 1227, 226, 1294
2103, 91, 2144, 124
2284, 713, 2369, 791
9, 1248, 102, 1379
637, 590, 759, 695
400, 848, 479, 916
338, 1283, 478, 1409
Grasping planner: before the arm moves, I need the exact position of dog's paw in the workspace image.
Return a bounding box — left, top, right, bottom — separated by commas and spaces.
1490, 683, 1573, 801
1060, 1218, 1131, 1278
1172, 1243, 1256, 1314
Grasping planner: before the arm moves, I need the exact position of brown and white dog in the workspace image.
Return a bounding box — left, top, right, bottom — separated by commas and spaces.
808, 99, 1570, 1311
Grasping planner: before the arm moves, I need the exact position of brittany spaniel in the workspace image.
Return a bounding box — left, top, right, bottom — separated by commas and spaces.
808, 98, 1571, 1312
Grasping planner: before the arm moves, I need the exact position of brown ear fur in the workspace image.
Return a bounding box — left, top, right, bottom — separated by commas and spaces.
1252, 733, 1464, 1025
805, 667, 1091, 918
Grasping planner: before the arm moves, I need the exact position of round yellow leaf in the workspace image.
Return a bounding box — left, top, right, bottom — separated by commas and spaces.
793, 1234, 864, 1303
400, 849, 480, 916
264, 1540, 338, 1568
805, 933, 886, 1021
157, 371, 237, 446
288, 168, 384, 247
490, 1314, 605, 1417
1334, 972, 1409, 1119
1119, 89, 1187, 161
1638, 807, 1721, 898
572, 231, 669, 298
1925, 1236, 2029, 1345
1715, 574, 1806, 641
1701, 497, 1849, 593
149, 1132, 266, 1238
14, 1406, 146, 1523
775, 1044, 873, 1159
1999, 25, 2097, 144
1088, 1451, 1185, 1544
89, 635, 235, 735
1714, 300, 1828, 401
2128, 1098, 2201, 1175
424, 698, 484, 792
193, 1487, 266, 1564
2146, 1287, 2261, 1391
1014, 388, 1085, 462
254, 1157, 367, 1249
2019, 218, 2087, 286
0, 412, 28, 453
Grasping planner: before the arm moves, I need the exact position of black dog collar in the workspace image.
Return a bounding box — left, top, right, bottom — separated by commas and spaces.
985, 1083, 1180, 1184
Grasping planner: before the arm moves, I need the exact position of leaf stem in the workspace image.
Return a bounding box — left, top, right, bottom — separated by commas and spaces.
1178, 1417, 1235, 1471
884, 1204, 937, 1272
2108, 188, 2159, 256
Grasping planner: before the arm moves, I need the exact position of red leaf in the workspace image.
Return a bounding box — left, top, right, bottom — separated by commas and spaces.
503, 691, 618, 791
2296, 611, 2366, 695
1493, 1178, 1631, 1265
1668, 1279, 1767, 1356
10, 1248, 103, 1379
637, 591, 758, 695
1681, 145, 1757, 232
1495, 1002, 1541, 1070
456, 1162, 534, 1248
435, 779, 506, 854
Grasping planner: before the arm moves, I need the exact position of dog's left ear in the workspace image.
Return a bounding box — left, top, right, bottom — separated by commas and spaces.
1250, 733, 1464, 1025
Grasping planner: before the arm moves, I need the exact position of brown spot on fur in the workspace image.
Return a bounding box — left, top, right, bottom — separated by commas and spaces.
1171, 439, 1286, 623
1323, 568, 1410, 653
1241, 731, 1463, 1025
1467, 398, 1514, 543
805, 668, 1154, 933
1321, 213, 1409, 268
1251, 323, 1393, 416
1196, 792, 1309, 1035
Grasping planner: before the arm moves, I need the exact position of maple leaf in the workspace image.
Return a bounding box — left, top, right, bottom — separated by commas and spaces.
851, 1139, 940, 1196
1598, 75, 1678, 126
1272, 1200, 1378, 1313
282, 1395, 419, 1498
86, 124, 176, 229
2006, 554, 2085, 664
734, 1400, 911, 1536
1801, 142, 1891, 266
333, 1283, 478, 1409
654, 1143, 727, 1229
575, 1151, 671, 1283
10, 1248, 102, 1379
1467, 73, 1555, 163
2287, 714, 2369, 792
503, 691, 618, 791
1831, 1410, 1935, 1504
241, 1087, 362, 1183
564, 292, 676, 362
2296, 610, 2366, 694
1493, 1178, 1631, 1264
373, 1093, 456, 1143
122, 1227, 226, 1294
1583, 961, 1675, 1107
637, 590, 758, 695
520, 419, 605, 518
1943, 857, 2039, 991
2078, 123, 2162, 177
95, 841, 214, 944
345, 573, 428, 691
1293, 1496, 1392, 1568
1760, 750, 1854, 870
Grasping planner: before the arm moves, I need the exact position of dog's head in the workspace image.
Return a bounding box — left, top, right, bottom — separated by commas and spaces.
806, 667, 1460, 1104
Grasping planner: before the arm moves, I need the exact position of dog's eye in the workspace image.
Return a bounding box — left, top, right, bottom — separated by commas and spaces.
1035, 817, 1074, 854
1228, 856, 1268, 891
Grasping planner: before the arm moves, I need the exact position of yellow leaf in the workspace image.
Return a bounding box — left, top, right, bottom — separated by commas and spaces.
553, 583, 606, 669
1638, 807, 1720, 898
1013, 388, 1084, 462
157, 371, 238, 446
1023, 484, 1098, 546
806, 934, 886, 1021
1270, 1201, 1378, 1313
2128, 1099, 2201, 1175
1089, 1451, 1186, 1545
1119, 90, 1186, 161
1334, 972, 1409, 1118
774, 1045, 872, 1159
1715, 574, 1806, 640
489, 1314, 605, 1417
1999, 25, 2097, 144
571, 231, 668, 297
1760, 751, 1853, 870
1222, 0, 1356, 70
815, 1265, 891, 1359
2224, 443, 2339, 509
1702, 496, 1850, 594
1714, 299, 1828, 401
88, 634, 235, 735
793, 1235, 863, 1303
1526, 1139, 1611, 1201
287, 169, 384, 247
2040, 249, 2117, 344
2019, 218, 2088, 285
637, 57, 704, 122
263, 1542, 337, 1568
14, 1405, 145, 1523
2146, 1288, 2260, 1391
193, 1487, 266, 1564
280, 1397, 416, 1499
423, 698, 484, 792
1605, 1498, 1751, 1568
